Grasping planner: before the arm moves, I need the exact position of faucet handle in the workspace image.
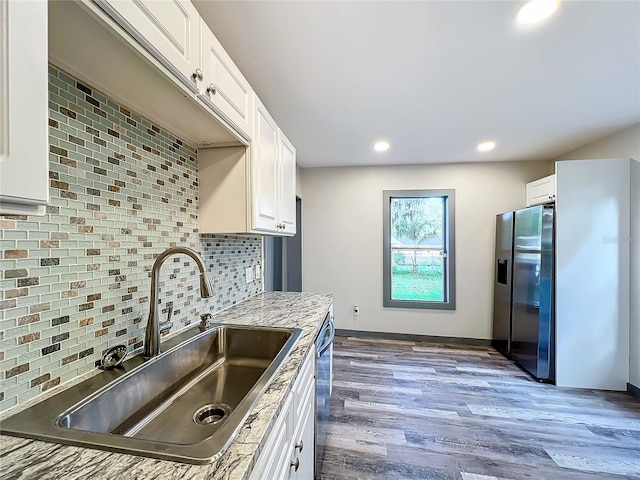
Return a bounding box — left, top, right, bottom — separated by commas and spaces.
199, 313, 213, 332
159, 322, 173, 335
159, 304, 173, 335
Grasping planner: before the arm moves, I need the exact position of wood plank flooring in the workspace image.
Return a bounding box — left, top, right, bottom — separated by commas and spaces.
320, 336, 640, 480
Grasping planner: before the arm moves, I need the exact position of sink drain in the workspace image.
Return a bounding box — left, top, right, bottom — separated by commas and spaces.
193, 404, 231, 426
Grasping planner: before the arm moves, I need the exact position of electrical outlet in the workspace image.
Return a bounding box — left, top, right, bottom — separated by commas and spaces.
245, 266, 254, 284
353, 305, 359, 316
254, 264, 261, 280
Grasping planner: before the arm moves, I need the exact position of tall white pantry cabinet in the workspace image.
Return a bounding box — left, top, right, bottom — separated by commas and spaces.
554, 158, 638, 391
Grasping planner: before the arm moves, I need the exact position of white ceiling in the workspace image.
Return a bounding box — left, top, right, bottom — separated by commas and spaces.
194, 1, 640, 168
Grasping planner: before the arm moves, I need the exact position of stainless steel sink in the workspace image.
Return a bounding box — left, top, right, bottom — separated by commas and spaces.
1, 324, 302, 464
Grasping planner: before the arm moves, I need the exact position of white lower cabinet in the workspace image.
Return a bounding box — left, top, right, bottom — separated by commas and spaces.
250, 392, 294, 480
290, 377, 316, 479
250, 348, 316, 480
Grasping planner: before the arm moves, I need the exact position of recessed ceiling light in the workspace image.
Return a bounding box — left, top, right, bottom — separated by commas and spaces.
516, 0, 560, 25
477, 141, 496, 152
374, 140, 390, 152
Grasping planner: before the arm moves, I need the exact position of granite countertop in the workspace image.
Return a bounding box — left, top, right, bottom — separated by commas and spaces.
0, 291, 333, 480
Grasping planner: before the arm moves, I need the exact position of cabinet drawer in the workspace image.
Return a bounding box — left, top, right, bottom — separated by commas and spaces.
292, 370, 315, 442
292, 348, 315, 420
290, 376, 316, 480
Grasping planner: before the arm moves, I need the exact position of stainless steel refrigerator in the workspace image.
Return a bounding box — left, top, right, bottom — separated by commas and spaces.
492, 205, 555, 382
492, 212, 514, 357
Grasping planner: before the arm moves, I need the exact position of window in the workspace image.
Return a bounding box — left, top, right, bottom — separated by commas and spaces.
383, 189, 455, 310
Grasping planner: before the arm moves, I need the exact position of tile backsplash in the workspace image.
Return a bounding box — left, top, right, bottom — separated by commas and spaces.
0, 66, 263, 413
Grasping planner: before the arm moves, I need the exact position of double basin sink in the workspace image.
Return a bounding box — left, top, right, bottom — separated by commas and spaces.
1, 323, 302, 464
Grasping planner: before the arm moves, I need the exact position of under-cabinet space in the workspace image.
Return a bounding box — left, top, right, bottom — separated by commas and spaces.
95, 0, 201, 94
199, 146, 252, 234
48, 0, 246, 148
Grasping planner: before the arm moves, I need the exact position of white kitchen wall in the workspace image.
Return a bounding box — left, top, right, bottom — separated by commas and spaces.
557, 124, 640, 390
296, 164, 303, 199
560, 122, 640, 161
301, 160, 553, 339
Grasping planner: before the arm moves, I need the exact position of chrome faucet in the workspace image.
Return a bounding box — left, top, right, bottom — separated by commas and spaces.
144, 246, 213, 359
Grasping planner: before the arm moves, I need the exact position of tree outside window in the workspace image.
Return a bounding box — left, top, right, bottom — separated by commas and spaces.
383, 190, 455, 310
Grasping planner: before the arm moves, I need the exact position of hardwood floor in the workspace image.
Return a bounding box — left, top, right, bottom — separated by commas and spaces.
320, 336, 640, 480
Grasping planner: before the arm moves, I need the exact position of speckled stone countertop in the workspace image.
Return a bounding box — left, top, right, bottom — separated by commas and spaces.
0, 291, 333, 480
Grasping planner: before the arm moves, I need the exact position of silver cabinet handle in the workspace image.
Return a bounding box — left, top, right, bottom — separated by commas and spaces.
290, 458, 299, 472
192, 68, 203, 81
295, 440, 303, 452
207, 83, 216, 95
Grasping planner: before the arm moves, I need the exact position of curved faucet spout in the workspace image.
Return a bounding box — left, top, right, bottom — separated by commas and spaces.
144, 247, 213, 359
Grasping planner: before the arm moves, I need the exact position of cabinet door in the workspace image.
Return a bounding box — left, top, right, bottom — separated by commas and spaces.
250, 393, 293, 480
97, 0, 200, 93
278, 130, 297, 235
292, 375, 316, 480
0, 0, 48, 215
252, 96, 279, 233
200, 21, 252, 141
526, 174, 556, 206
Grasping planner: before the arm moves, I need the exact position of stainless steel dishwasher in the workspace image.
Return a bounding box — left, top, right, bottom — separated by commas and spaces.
315, 308, 334, 479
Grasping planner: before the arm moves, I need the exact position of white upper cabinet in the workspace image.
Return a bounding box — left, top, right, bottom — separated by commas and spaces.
278, 130, 297, 235
0, 0, 49, 215
251, 95, 297, 235
198, 95, 297, 237
252, 96, 280, 233
97, 0, 201, 93
199, 20, 252, 140
51, 1, 295, 234
526, 173, 556, 207
85, 1, 251, 143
